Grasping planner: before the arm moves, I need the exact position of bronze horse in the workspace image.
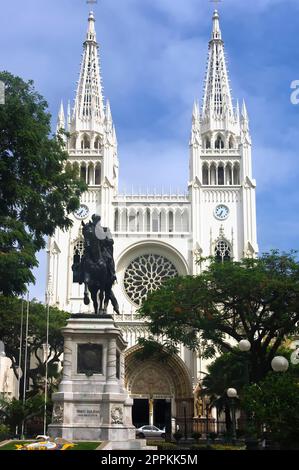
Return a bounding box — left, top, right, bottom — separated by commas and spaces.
79, 222, 119, 315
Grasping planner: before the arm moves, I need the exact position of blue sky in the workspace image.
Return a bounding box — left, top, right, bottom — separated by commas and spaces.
1, 0, 299, 301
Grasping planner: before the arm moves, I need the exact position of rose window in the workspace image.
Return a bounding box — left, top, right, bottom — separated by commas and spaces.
124, 254, 178, 305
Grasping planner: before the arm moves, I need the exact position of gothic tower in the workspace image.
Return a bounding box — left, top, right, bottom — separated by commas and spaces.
189, 10, 258, 275
47, 11, 118, 309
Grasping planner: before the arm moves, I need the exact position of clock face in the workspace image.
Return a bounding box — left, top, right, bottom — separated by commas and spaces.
74, 204, 89, 220
214, 204, 229, 220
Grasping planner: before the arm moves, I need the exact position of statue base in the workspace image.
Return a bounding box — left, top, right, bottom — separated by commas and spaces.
48, 315, 136, 442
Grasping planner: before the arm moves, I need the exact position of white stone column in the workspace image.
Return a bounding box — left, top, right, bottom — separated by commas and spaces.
149, 398, 154, 426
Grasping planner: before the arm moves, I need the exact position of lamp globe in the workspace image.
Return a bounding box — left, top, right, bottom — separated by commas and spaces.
238, 339, 251, 352
227, 388, 238, 398
271, 356, 289, 372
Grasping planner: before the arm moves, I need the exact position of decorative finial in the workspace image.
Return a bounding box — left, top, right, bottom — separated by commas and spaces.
87, 0, 97, 17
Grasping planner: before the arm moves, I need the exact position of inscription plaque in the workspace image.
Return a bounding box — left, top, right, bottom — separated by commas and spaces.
77, 343, 103, 375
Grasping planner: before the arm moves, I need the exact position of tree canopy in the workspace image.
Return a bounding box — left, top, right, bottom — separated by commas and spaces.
0, 71, 86, 295
243, 372, 299, 449
0, 296, 68, 395
139, 251, 299, 382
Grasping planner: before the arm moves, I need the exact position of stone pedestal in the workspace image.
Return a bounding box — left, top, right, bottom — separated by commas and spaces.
48, 315, 136, 442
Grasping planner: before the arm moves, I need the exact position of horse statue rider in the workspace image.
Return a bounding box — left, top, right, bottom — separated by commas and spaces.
72, 214, 120, 315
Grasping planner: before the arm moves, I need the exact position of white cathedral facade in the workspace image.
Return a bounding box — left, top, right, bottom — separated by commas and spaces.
46, 10, 258, 426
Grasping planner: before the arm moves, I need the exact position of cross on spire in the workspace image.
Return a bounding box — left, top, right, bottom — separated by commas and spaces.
86, 0, 97, 5
210, 0, 222, 5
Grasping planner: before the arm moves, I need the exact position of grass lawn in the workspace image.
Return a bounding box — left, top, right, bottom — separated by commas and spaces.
70, 442, 100, 451
148, 440, 245, 451
0, 441, 101, 451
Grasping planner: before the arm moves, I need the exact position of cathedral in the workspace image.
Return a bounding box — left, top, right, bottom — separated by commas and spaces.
46, 9, 258, 427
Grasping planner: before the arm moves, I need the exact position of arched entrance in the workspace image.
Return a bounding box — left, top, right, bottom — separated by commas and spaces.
125, 346, 193, 431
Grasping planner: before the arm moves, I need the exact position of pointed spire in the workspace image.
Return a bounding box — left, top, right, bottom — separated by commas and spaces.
87, 10, 96, 41
73, 11, 104, 130
190, 99, 201, 146
192, 99, 200, 121
235, 99, 240, 122
241, 99, 250, 134
242, 99, 249, 121
105, 99, 112, 124
202, 10, 233, 123
67, 100, 71, 131
112, 125, 118, 146
211, 10, 222, 41
56, 100, 65, 132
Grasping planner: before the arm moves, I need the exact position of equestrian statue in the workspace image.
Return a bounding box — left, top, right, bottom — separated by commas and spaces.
72, 214, 120, 315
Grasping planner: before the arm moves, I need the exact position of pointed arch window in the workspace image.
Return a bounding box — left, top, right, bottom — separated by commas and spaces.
152, 211, 160, 232
168, 211, 174, 233
215, 135, 224, 150
114, 209, 119, 232
95, 163, 101, 185
202, 164, 209, 185
225, 164, 233, 185
81, 134, 90, 150
210, 164, 217, 185
146, 209, 151, 232
94, 136, 101, 150
205, 138, 211, 149
233, 164, 240, 185
218, 164, 224, 185
72, 239, 84, 283
215, 240, 231, 262
80, 164, 87, 183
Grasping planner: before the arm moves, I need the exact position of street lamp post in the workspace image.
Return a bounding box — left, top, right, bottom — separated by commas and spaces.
227, 388, 237, 445
238, 339, 251, 433
238, 339, 251, 384
182, 401, 187, 441
205, 401, 211, 445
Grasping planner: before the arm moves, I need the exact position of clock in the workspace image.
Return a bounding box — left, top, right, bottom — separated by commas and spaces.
214, 204, 229, 221
74, 204, 89, 220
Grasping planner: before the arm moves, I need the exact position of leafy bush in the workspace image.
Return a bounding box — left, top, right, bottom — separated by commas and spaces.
153, 442, 178, 450
243, 372, 299, 449
191, 432, 202, 440
173, 431, 183, 441
0, 424, 11, 441
209, 432, 218, 441
212, 444, 245, 451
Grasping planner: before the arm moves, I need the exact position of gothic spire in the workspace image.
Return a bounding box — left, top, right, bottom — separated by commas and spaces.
56, 100, 65, 132
73, 11, 105, 129
202, 10, 234, 124
190, 100, 201, 146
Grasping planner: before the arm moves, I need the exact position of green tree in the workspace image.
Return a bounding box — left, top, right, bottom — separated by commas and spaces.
0, 395, 46, 435
242, 372, 299, 449
202, 352, 245, 432
0, 296, 68, 396
0, 71, 86, 296
139, 251, 299, 383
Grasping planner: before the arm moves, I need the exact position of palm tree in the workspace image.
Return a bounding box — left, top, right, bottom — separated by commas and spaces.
202, 352, 246, 434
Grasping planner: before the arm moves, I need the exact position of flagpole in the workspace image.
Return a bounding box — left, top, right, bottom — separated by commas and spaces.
16, 298, 24, 436
43, 293, 50, 436
21, 292, 30, 439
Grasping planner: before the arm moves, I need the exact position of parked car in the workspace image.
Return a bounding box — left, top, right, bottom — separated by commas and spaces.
136, 425, 165, 439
